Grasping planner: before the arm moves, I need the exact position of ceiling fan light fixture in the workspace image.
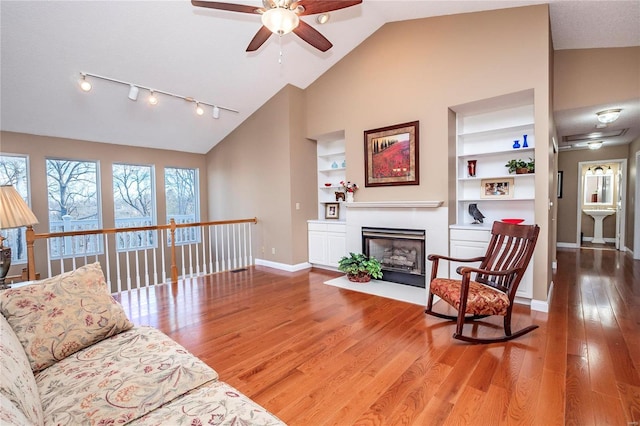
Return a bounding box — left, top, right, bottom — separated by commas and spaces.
261, 7, 299, 35
79, 73, 92, 92
596, 108, 622, 124
316, 13, 330, 24
588, 141, 603, 150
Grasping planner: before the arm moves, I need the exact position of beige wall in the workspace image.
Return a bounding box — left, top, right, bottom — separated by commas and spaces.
205, 85, 317, 265
0, 130, 208, 283
304, 5, 552, 300
554, 47, 640, 251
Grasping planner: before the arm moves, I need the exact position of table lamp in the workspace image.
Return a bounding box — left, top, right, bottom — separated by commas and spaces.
0, 185, 39, 289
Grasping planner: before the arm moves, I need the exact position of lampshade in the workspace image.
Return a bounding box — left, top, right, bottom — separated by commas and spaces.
261, 7, 300, 35
596, 109, 622, 124
594, 166, 604, 176
0, 185, 39, 230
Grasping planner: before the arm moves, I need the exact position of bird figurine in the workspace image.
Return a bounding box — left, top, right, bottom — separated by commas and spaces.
468, 203, 485, 224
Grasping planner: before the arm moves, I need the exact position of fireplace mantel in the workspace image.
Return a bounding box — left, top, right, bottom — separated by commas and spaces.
345, 201, 443, 209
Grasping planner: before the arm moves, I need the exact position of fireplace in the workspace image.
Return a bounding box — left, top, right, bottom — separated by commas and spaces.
362, 227, 426, 288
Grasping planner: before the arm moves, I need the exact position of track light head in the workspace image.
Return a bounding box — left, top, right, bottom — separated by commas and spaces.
79, 73, 92, 92
213, 106, 220, 119
196, 102, 204, 116
148, 90, 158, 105
128, 85, 139, 101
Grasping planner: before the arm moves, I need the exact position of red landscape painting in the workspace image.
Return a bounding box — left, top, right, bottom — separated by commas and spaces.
371, 135, 411, 178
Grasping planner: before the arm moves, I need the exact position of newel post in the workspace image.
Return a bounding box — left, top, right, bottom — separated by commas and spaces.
26, 226, 36, 281
170, 218, 178, 284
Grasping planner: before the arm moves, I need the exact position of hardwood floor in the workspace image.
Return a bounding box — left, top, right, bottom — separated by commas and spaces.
115, 248, 640, 425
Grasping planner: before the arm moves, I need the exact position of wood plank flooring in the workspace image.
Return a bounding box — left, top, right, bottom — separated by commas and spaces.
115, 248, 640, 425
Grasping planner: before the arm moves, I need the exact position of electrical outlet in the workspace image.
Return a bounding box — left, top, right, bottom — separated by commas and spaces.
261, 246, 265, 254
271, 247, 276, 254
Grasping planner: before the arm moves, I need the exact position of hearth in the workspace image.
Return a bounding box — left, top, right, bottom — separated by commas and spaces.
362, 227, 426, 288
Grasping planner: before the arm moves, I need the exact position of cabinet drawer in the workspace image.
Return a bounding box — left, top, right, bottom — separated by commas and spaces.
326, 223, 346, 233
450, 229, 490, 242
308, 222, 328, 232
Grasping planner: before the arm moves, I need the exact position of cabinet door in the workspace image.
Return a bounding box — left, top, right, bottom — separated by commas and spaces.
308, 231, 327, 264
449, 240, 487, 278
326, 232, 346, 267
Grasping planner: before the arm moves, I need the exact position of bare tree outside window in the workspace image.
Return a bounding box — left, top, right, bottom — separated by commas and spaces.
165, 167, 199, 244
46, 158, 101, 257
113, 163, 155, 250
0, 154, 30, 263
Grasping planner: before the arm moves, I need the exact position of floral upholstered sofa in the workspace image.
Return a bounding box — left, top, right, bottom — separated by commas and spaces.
0, 262, 285, 425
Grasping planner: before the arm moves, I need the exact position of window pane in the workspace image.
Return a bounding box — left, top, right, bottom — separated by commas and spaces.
46, 158, 101, 257
165, 167, 199, 244
113, 163, 155, 251
0, 154, 30, 264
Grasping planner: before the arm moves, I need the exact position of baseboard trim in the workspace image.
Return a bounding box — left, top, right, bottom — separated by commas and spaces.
254, 259, 311, 272
557, 242, 578, 249
530, 280, 554, 313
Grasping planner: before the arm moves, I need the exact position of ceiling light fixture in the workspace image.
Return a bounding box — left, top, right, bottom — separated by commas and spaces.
596, 108, 622, 124
128, 85, 139, 101
588, 141, 603, 150
148, 90, 158, 105
212, 106, 220, 119
78, 72, 239, 118
316, 13, 330, 24
261, 7, 300, 35
79, 73, 92, 92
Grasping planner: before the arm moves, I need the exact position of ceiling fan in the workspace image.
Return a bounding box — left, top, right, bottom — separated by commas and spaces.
191, 0, 363, 52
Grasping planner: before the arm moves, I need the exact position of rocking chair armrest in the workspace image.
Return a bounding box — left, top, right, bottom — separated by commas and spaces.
455, 265, 519, 278
427, 253, 486, 263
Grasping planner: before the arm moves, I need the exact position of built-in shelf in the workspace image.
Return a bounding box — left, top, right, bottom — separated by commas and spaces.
345, 201, 444, 209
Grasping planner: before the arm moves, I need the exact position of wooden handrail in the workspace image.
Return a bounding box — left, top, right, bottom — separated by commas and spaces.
25, 217, 258, 282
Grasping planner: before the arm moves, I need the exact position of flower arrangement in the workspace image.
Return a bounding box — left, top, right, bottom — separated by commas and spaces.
340, 181, 359, 193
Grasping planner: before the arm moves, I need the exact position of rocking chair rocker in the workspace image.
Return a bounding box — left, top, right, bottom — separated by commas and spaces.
425, 221, 540, 344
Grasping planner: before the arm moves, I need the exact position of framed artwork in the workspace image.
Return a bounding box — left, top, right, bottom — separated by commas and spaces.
364, 121, 419, 187
480, 178, 514, 199
325, 202, 340, 219
557, 171, 563, 198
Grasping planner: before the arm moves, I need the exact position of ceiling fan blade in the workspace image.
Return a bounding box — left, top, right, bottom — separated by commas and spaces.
191, 0, 261, 14
295, 0, 362, 16
246, 26, 273, 52
293, 20, 332, 52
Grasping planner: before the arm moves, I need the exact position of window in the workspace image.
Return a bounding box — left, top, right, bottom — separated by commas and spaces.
0, 154, 31, 264
46, 158, 101, 257
165, 167, 199, 244
113, 163, 155, 250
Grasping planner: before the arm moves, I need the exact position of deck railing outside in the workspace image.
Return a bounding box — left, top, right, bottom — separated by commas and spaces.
25, 217, 257, 293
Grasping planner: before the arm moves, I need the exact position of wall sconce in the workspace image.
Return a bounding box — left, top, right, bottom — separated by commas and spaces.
78, 72, 239, 118
596, 109, 622, 124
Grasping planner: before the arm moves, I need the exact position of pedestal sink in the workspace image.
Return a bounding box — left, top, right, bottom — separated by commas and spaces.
583, 209, 616, 244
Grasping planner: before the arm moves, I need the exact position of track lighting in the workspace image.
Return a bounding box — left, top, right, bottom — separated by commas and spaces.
128, 85, 139, 101
79, 74, 92, 92
78, 71, 238, 118
148, 90, 158, 105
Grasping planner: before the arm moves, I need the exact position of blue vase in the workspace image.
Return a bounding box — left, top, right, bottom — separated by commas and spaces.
512, 140, 520, 149
522, 134, 528, 148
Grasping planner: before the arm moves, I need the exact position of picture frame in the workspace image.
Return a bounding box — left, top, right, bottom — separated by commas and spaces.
557, 171, 563, 198
480, 178, 514, 199
324, 202, 340, 219
364, 121, 419, 187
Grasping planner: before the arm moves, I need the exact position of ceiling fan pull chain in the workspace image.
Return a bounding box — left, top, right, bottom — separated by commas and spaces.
278, 35, 283, 64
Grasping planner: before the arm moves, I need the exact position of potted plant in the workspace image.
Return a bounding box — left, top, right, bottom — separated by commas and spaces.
338, 252, 383, 283
505, 158, 534, 174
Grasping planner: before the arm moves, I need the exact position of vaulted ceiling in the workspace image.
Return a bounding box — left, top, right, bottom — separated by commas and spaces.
1, 1, 639, 154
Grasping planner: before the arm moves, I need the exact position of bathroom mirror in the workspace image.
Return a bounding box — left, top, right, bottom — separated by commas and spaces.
584, 174, 613, 205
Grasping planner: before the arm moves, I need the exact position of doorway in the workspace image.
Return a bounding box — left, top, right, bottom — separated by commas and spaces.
576, 159, 627, 250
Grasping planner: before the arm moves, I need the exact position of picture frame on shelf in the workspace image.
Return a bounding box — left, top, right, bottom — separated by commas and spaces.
364, 121, 419, 187
480, 178, 514, 199
335, 192, 346, 202
325, 203, 340, 219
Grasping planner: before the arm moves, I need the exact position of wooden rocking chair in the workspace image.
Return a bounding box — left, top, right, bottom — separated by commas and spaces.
425, 221, 540, 344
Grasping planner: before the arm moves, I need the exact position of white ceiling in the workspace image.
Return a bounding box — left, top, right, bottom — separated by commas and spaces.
1, 1, 639, 154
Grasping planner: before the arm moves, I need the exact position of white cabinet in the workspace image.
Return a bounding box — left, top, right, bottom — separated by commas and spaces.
316, 132, 345, 220
308, 221, 346, 269
449, 226, 533, 299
